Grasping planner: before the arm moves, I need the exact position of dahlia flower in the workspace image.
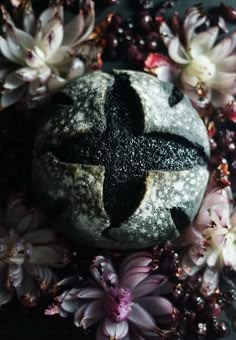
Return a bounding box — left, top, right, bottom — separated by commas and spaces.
177, 176, 236, 296
0, 0, 100, 108
46, 252, 176, 339
145, 6, 236, 108
0, 196, 68, 306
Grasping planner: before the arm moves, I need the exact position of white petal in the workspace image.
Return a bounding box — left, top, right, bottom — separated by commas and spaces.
47, 75, 66, 92
206, 250, 220, 268
23, 2, 36, 35
67, 58, 85, 80
36, 5, 61, 41
103, 318, 128, 339
217, 56, 236, 72
16, 67, 38, 82
206, 32, 236, 62
189, 27, 219, 58
0, 36, 18, 63
168, 37, 189, 64
3, 71, 25, 90
1, 86, 26, 109
39, 16, 63, 58
201, 267, 219, 296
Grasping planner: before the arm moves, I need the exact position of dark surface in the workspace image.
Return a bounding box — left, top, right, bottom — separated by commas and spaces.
52, 74, 205, 226
0, 0, 236, 340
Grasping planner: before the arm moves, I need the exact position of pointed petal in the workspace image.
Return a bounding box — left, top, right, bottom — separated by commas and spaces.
132, 275, 167, 299
1, 87, 26, 109
79, 300, 104, 329
206, 32, 236, 62
39, 15, 63, 58
23, 2, 36, 35
189, 27, 219, 58
120, 271, 150, 292
217, 55, 236, 72
103, 318, 128, 339
137, 296, 173, 315
168, 37, 189, 64
16, 270, 39, 306
201, 267, 219, 296
67, 58, 85, 80
0, 36, 18, 63
26, 264, 56, 289
3, 71, 25, 90
8, 263, 23, 287
120, 252, 152, 275
181, 253, 203, 276
77, 288, 104, 299
128, 302, 156, 330
74, 303, 88, 325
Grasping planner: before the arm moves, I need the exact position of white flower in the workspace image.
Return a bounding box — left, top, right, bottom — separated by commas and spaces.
0, 1, 98, 108
178, 176, 236, 296
0, 196, 69, 306
146, 6, 236, 108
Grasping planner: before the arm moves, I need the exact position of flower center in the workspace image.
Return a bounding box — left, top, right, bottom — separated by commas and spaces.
104, 287, 132, 323
186, 55, 216, 82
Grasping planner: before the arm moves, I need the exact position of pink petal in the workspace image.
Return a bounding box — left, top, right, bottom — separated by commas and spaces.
103, 318, 128, 339
189, 27, 219, 58
168, 37, 189, 64
128, 302, 156, 330
181, 253, 203, 276
131, 275, 167, 300
120, 252, 152, 275
91, 256, 118, 291
137, 296, 173, 315
120, 271, 150, 292
80, 300, 104, 329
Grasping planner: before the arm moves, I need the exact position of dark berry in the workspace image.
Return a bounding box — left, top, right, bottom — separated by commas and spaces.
127, 45, 144, 68
190, 295, 205, 312
137, 11, 153, 33
110, 14, 123, 31
104, 0, 119, 5
105, 33, 119, 49
145, 31, 159, 51
196, 323, 208, 336
213, 320, 230, 337
123, 18, 135, 31
135, 34, 146, 50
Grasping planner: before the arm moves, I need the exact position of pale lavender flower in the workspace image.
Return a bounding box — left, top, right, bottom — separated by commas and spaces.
0, 195, 69, 306
145, 6, 236, 108
46, 252, 176, 339
0, 1, 99, 108
177, 176, 236, 296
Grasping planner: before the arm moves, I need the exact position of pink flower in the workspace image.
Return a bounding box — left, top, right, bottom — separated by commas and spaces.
0, 1, 100, 108
177, 176, 236, 296
47, 252, 176, 339
145, 6, 236, 108
0, 195, 69, 306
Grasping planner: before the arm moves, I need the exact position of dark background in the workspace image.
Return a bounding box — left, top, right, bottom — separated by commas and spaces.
0, 0, 236, 339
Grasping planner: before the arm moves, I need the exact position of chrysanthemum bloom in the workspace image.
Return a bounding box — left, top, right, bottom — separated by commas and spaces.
0, 0, 100, 108
0, 196, 69, 306
46, 252, 176, 339
177, 176, 236, 296
145, 6, 236, 108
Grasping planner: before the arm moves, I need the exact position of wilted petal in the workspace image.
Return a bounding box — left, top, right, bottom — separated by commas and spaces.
26, 264, 56, 289
8, 263, 23, 287
103, 318, 128, 339
128, 302, 156, 330
137, 296, 173, 316
189, 27, 219, 58
131, 275, 166, 300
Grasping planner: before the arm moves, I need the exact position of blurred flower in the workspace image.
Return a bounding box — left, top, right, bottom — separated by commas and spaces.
0, 0, 101, 109
177, 175, 236, 296
0, 196, 68, 306
145, 6, 236, 108
46, 252, 176, 339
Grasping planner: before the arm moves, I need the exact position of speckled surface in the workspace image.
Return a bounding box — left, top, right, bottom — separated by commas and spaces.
33, 71, 209, 249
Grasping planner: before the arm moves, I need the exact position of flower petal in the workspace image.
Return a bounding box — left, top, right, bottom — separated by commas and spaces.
80, 300, 104, 329
206, 32, 236, 62
103, 318, 128, 339
67, 58, 85, 80
3, 71, 25, 90
128, 302, 156, 330
1, 86, 26, 109
201, 267, 219, 296
168, 37, 189, 64
26, 263, 56, 289
131, 275, 166, 300
137, 296, 173, 315
77, 287, 104, 299
120, 252, 153, 276
189, 27, 219, 58
23, 1, 36, 35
